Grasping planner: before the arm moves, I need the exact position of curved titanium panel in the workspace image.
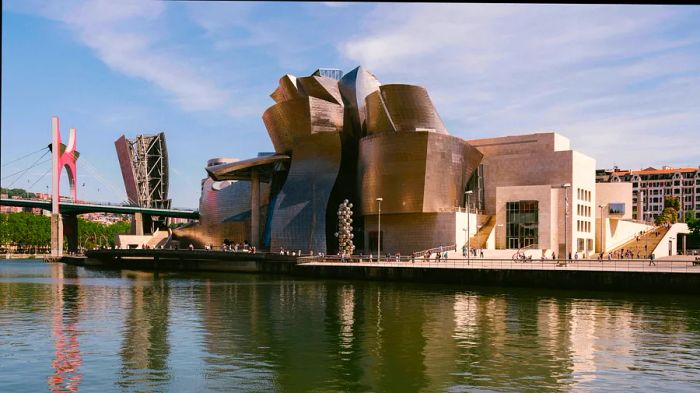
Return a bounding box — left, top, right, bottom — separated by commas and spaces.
206, 154, 290, 182
365, 90, 396, 134
338, 66, 381, 137
366, 84, 448, 135
297, 76, 344, 106
176, 177, 271, 247
269, 132, 342, 254
270, 74, 302, 103
199, 178, 253, 225
358, 132, 482, 215
263, 97, 344, 154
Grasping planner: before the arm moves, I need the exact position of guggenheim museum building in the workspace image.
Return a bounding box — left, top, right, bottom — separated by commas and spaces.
174, 66, 647, 258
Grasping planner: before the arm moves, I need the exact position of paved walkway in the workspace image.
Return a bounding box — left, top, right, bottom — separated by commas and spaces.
301, 257, 700, 273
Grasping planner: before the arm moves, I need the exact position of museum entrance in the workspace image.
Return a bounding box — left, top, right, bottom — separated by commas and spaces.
506, 200, 539, 249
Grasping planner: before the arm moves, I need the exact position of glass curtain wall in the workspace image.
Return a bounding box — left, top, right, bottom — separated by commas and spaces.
506, 201, 539, 249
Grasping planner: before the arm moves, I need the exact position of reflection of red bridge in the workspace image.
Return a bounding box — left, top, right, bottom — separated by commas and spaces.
49, 264, 82, 392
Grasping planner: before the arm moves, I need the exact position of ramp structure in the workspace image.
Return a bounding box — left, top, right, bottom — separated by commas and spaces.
115, 132, 171, 235
115, 132, 171, 209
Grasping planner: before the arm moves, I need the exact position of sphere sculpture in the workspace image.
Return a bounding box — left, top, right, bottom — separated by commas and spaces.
335, 199, 355, 256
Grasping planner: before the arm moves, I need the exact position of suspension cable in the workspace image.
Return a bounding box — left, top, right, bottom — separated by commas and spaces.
1, 150, 51, 190
26, 166, 52, 192
1, 147, 49, 168
65, 150, 135, 205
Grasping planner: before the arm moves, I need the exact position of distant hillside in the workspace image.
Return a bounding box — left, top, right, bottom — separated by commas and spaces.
0, 187, 36, 199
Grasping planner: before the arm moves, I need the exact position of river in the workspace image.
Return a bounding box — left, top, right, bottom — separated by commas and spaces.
1, 260, 699, 392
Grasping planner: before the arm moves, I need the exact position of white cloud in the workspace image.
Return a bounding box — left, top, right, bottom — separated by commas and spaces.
320, 2, 352, 8
339, 4, 700, 168
19, 0, 231, 113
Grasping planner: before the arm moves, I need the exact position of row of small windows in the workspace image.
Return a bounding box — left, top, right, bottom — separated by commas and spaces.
644, 205, 700, 212
634, 188, 698, 196
577, 238, 594, 253
633, 180, 700, 187
577, 204, 591, 217
577, 220, 591, 233
577, 188, 591, 202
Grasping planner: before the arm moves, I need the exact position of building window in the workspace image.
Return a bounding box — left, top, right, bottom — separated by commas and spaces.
577, 238, 585, 252
506, 201, 539, 249
608, 203, 625, 215
587, 239, 593, 252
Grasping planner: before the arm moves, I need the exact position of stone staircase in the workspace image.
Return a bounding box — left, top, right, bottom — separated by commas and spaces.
470, 215, 495, 249
145, 229, 170, 248
608, 225, 669, 258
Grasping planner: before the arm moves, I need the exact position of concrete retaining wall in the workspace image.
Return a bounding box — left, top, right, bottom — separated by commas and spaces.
295, 264, 700, 294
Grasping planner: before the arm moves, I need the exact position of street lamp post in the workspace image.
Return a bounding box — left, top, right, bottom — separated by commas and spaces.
598, 204, 606, 256
376, 197, 383, 262
465, 190, 473, 264
553, 183, 572, 260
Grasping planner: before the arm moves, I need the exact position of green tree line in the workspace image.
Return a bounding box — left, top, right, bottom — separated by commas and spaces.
1, 187, 37, 199
0, 212, 130, 252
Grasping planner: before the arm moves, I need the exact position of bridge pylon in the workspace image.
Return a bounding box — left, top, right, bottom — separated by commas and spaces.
50, 116, 79, 257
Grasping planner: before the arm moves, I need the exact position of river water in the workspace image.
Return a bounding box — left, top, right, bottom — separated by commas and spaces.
1, 260, 699, 392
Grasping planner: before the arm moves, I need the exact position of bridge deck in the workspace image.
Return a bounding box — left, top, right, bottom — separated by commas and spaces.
0, 198, 198, 218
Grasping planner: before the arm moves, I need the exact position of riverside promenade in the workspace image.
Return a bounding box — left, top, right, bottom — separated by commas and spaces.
72, 249, 700, 294
297, 256, 700, 294
299, 255, 700, 273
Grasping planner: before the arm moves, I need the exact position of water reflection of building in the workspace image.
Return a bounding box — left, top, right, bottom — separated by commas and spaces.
567, 299, 635, 387
48, 263, 83, 392
119, 274, 170, 389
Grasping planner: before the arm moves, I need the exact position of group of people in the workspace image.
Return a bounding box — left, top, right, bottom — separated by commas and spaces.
462, 246, 485, 259
217, 239, 255, 253
279, 248, 308, 256
597, 248, 647, 260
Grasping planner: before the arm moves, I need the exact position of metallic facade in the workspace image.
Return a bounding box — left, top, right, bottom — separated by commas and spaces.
268, 132, 342, 253
358, 132, 482, 215
262, 96, 344, 154
115, 132, 171, 208
182, 66, 484, 254
366, 85, 449, 135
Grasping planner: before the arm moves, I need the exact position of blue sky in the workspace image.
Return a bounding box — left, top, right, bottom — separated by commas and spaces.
2, 2, 699, 209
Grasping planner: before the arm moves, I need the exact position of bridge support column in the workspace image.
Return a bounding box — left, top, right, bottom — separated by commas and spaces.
51, 213, 63, 257
251, 169, 260, 247
63, 213, 79, 254
132, 212, 144, 236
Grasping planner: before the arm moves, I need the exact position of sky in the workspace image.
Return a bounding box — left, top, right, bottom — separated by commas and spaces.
2, 1, 699, 209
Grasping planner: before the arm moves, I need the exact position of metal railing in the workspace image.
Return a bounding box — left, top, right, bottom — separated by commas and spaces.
298, 255, 700, 273
413, 244, 457, 257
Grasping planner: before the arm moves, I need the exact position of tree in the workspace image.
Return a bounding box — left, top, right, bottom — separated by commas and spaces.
686, 212, 700, 248
656, 196, 681, 225
664, 195, 681, 211
0, 187, 36, 199
655, 208, 678, 225
1, 212, 130, 252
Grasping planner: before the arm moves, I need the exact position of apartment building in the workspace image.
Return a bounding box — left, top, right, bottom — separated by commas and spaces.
596, 166, 700, 222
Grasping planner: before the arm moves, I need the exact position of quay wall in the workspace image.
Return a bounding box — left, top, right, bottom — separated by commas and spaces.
78, 250, 700, 294
295, 264, 700, 294
83, 250, 298, 274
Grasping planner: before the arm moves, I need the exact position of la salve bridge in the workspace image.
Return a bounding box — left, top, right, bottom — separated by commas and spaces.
1, 116, 198, 257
